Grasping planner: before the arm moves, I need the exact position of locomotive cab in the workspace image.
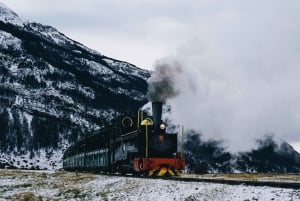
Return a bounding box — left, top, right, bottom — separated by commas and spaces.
149, 120, 177, 158
149, 102, 177, 158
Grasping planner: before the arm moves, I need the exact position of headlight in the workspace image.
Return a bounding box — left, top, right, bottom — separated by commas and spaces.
159, 123, 166, 130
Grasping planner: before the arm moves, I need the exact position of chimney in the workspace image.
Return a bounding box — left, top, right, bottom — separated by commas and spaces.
152, 101, 162, 127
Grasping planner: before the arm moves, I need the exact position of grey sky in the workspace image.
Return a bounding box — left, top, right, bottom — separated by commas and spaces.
2, 0, 300, 152
2, 0, 201, 69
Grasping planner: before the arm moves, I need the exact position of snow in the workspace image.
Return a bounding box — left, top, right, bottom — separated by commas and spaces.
0, 170, 299, 201
108, 87, 146, 101
0, 30, 22, 50
79, 58, 115, 76
104, 59, 150, 79
26, 23, 74, 45
6, 108, 13, 121
103, 58, 114, 64
0, 3, 24, 27
0, 147, 65, 170
23, 112, 33, 137
25, 21, 102, 56
8, 64, 18, 74
72, 50, 82, 54
75, 42, 103, 55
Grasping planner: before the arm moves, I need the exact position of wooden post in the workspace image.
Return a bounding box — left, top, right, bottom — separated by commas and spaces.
181, 126, 184, 159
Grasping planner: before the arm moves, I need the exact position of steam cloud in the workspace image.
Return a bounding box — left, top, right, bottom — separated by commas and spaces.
150, 1, 300, 152
147, 58, 182, 102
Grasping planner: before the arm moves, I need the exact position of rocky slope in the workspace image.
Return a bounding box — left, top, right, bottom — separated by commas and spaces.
0, 3, 150, 169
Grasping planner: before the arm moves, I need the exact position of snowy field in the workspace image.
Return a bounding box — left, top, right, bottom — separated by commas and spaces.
0, 169, 300, 201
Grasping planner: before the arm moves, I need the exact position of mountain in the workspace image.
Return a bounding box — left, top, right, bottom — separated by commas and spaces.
235, 135, 300, 173
0, 3, 150, 169
184, 131, 300, 173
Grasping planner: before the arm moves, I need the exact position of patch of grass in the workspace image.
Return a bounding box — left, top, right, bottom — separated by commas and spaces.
8, 192, 41, 201
52, 170, 67, 177
0, 169, 22, 177
64, 173, 96, 184
57, 188, 89, 199
65, 188, 81, 197
39, 172, 47, 179
96, 191, 109, 201
184, 195, 197, 201
12, 183, 33, 188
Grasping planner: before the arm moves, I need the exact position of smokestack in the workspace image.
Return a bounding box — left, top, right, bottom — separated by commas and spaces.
152, 101, 162, 127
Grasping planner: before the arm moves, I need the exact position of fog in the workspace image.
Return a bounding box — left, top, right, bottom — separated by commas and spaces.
149, 1, 300, 152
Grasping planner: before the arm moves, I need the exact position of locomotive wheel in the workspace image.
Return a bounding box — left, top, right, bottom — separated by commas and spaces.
157, 166, 168, 177
174, 170, 181, 176
148, 170, 155, 176
150, 165, 177, 177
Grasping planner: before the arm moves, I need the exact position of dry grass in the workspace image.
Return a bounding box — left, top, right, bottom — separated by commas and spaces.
7, 192, 41, 201
1, 169, 299, 200
0, 169, 97, 200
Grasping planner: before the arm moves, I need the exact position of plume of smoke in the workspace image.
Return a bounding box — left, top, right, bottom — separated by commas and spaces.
147, 58, 182, 102
154, 1, 300, 153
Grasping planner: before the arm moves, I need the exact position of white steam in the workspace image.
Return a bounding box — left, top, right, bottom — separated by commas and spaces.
155, 1, 300, 152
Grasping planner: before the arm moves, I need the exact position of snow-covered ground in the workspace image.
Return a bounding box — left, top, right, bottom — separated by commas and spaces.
0, 170, 299, 201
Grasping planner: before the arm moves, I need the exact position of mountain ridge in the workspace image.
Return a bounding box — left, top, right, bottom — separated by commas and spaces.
0, 2, 150, 170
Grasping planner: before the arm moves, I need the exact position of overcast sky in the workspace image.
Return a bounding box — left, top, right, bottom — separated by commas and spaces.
1, 0, 202, 69
2, 0, 300, 152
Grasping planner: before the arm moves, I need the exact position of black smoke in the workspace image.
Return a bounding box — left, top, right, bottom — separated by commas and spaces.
147, 58, 182, 102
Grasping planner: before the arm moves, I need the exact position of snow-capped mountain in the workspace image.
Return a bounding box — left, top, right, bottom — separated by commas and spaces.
0, 3, 150, 169
184, 131, 300, 173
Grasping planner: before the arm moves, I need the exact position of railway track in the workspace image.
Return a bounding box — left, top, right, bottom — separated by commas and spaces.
70, 169, 300, 189
163, 176, 300, 189
106, 173, 300, 189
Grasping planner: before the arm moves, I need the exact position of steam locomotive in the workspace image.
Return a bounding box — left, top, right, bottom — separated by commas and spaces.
62, 102, 185, 176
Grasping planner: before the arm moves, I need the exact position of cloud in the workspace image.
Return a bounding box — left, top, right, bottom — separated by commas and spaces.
161, 1, 300, 152
0, 0, 195, 68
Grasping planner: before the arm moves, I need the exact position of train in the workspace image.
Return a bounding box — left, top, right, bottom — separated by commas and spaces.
62, 102, 186, 176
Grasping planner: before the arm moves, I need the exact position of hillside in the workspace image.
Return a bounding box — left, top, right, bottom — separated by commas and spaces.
0, 3, 150, 169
